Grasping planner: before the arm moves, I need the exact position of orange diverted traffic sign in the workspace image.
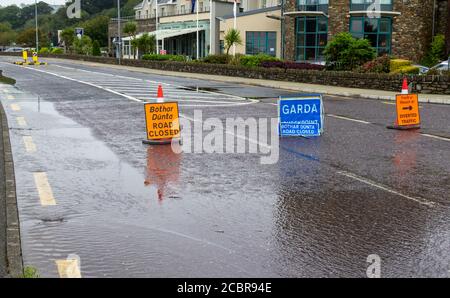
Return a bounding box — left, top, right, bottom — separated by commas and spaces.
396, 94, 420, 126
144, 102, 181, 140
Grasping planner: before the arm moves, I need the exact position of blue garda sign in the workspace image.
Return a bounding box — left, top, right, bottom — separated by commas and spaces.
278, 94, 324, 137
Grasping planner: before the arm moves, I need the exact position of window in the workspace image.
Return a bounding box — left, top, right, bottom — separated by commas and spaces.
297, 0, 329, 13
245, 32, 277, 56
350, 0, 393, 11
350, 16, 392, 55
295, 16, 328, 61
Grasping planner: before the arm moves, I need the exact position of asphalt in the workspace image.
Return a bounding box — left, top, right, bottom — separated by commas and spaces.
0, 56, 449, 278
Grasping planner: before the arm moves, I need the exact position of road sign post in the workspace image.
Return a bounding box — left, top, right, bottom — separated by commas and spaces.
143, 102, 181, 145
278, 94, 324, 137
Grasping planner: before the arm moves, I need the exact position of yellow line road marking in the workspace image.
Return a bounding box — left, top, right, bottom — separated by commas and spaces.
10, 104, 21, 111
16, 117, 27, 126
7, 95, 14, 100
23, 136, 36, 153
56, 259, 82, 278
33, 172, 56, 206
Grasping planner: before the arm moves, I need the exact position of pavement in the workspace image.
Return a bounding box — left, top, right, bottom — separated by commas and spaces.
0, 85, 23, 278
43, 57, 450, 105
0, 56, 449, 278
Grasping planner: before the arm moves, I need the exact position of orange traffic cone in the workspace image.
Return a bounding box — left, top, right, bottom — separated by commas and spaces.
157, 84, 164, 103
401, 77, 408, 94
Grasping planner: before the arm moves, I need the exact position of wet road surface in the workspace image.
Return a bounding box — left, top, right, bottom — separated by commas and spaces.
0, 56, 449, 277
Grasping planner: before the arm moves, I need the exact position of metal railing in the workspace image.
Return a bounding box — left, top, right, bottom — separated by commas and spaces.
135, 5, 211, 20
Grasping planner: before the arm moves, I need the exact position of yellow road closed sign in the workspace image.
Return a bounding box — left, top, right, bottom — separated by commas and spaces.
396, 94, 420, 126
144, 102, 181, 140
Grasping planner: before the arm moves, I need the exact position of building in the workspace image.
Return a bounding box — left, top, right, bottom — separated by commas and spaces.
282, 0, 450, 62
112, 0, 282, 59
220, 5, 282, 58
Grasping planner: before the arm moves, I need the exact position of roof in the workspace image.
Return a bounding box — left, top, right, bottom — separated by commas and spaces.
122, 27, 205, 41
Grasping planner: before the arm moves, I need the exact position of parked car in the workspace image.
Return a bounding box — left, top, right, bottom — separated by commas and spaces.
4, 47, 25, 53
428, 60, 449, 74
412, 64, 430, 75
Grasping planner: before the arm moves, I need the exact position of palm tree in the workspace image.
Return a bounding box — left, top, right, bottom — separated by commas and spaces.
224, 28, 242, 56
123, 22, 137, 59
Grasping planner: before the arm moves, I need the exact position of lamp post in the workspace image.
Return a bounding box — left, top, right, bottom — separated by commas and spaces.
35, 0, 39, 52
117, 0, 122, 64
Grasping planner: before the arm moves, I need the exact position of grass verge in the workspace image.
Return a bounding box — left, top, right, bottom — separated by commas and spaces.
0, 75, 16, 85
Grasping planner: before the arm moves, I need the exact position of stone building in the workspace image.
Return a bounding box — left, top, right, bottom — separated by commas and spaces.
282, 0, 450, 62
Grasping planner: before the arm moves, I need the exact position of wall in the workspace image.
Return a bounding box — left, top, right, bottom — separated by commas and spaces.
2, 52, 448, 94
220, 8, 282, 58
391, 0, 434, 61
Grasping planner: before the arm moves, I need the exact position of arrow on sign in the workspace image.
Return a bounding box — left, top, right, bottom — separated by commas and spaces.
402, 106, 413, 111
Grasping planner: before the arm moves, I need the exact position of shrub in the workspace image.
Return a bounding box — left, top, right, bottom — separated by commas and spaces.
142, 54, 185, 62
38, 47, 49, 54
323, 32, 376, 70
51, 47, 64, 54
92, 40, 101, 56
239, 54, 280, 67
421, 34, 446, 67
261, 61, 325, 71
390, 59, 412, 72
359, 55, 391, 73
202, 54, 231, 64
391, 65, 420, 75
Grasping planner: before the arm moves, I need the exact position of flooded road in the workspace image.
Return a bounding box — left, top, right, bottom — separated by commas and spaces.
0, 57, 449, 277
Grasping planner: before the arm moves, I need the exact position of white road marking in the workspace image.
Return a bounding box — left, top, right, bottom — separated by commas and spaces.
337, 170, 435, 208
33, 172, 56, 206
16, 117, 27, 126
51, 64, 246, 101
327, 114, 371, 124
23, 136, 36, 153
10, 104, 21, 111
7, 95, 14, 100
421, 133, 450, 142
55, 259, 82, 278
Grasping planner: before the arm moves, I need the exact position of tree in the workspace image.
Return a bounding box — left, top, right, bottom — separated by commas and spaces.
135, 33, 156, 58
422, 34, 446, 67
81, 15, 110, 47
60, 28, 75, 53
73, 35, 93, 55
123, 22, 137, 59
16, 27, 48, 48
92, 40, 101, 56
224, 28, 242, 56
323, 32, 376, 70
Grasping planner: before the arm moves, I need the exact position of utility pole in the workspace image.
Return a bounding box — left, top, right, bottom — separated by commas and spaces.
117, 0, 121, 65
35, 0, 39, 52
156, 0, 159, 54
196, 0, 199, 60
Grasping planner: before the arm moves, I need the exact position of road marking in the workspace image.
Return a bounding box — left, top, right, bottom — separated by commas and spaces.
421, 133, 450, 142
7, 95, 15, 100
16, 117, 27, 126
51, 64, 247, 101
3, 89, 9, 93
23, 136, 36, 153
337, 170, 435, 208
382, 101, 396, 105
33, 172, 56, 206
327, 114, 371, 124
10, 104, 21, 111
55, 259, 82, 278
